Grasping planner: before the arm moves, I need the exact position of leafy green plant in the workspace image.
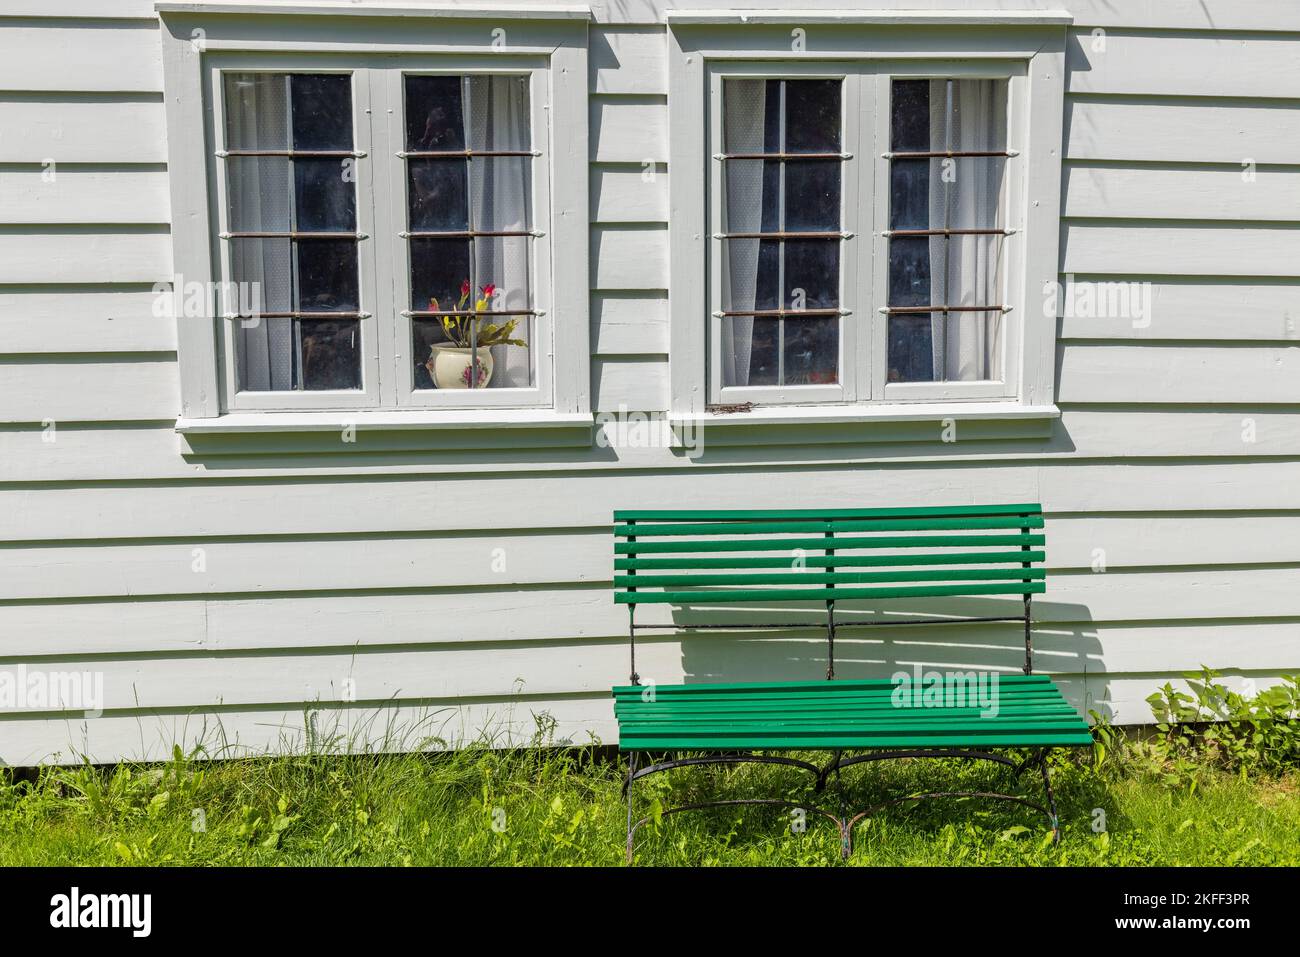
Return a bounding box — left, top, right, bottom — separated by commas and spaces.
429, 280, 526, 349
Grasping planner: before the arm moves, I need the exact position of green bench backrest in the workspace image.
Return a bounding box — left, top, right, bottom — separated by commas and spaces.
613, 504, 1046, 605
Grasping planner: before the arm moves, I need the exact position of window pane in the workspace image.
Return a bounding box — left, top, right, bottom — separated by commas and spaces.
784, 79, 841, 153
295, 239, 359, 313
889, 158, 928, 231
784, 160, 840, 231
408, 158, 469, 231
224, 73, 288, 151
783, 239, 838, 310
406, 75, 466, 150
784, 316, 838, 384
465, 75, 531, 151
290, 74, 353, 151
237, 316, 294, 392
734, 316, 780, 386
890, 79, 929, 152
409, 238, 471, 312
888, 236, 933, 307
229, 237, 292, 315
941, 156, 1007, 230
300, 319, 362, 389
723, 79, 780, 154
888, 314, 935, 383
227, 156, 290, 232
294, 157, 356, 232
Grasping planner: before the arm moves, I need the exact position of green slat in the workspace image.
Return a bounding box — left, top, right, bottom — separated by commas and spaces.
617, 533, 1045, 554
615, 504, 1041, 522
614, 516, 1045, 537
615, 550, 1046, 571
615, 567, 1046, 589
615, 581, 1046, 604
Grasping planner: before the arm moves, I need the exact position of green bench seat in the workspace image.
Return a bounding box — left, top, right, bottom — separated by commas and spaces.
609, 503, 1093, 861
614, 675, 1093, 750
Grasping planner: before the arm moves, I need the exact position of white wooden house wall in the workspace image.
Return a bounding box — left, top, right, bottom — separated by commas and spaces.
1, 0, 1298, 763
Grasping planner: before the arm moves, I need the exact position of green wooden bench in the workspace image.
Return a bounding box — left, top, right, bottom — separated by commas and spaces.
611, 503, 1092, 861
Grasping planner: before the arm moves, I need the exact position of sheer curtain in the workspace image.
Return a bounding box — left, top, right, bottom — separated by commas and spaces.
928, 79, 1007, 381
468, 75, 532, 388
226, 74, 293, 391
721, 79, 766, 388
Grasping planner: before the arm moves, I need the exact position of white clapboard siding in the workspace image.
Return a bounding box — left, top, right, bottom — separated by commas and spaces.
1058, 280, 1300, 341
590, 95, 667, 162
591, 164, 669, 222
1063, 164, 1300, 223
1066, 97, 1300, 165
0, 289, 176, 353
0, 22, 161, 94
1067, 31, 1300, 99
0, 230, 171, 284
4, 564, 1298, 659
0, 697, 620, 768
591, 292, 669, 354
592, 355, 669, 410
1, 358, 179, 423
1063, 222, 1300, 277
1057, 410, 1300, 458
0, 97, 166, 163
590, 27, 666, 94
1058, 344, 1300, 404
0, 166, 170, 224
590, 225, 668, 289
3, 514, 1297, 602
3, 1, 155, 16
12, 462, 1300, 542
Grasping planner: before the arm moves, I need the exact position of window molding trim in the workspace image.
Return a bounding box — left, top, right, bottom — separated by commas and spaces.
666, 11, 1069, 421
157, 2, 591, 423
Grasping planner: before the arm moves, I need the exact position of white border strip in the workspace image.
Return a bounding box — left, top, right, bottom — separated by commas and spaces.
667, 9, 1074, 26
156, 2, 592, 19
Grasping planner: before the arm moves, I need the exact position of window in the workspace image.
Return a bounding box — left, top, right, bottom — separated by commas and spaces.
158, 6, 590, 426
669, 13, 1068, 423
215, 64, 549, 411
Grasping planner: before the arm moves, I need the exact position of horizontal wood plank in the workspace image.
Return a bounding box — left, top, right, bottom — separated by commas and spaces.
590, 27, 666, 94
0, 229, 171, 283
0, 357, 179, 423
1063, 163, 1300, 223
590, 163, 668, 222
1058, 344, 1300, 403
1057, 278, 1300, 341
1062, 222, 1300, 277
591, 95, 667, 163
0, 22, 161, 93
0, 96, 165, 163
590, 225, 668, 289
0, 165, 170, 224
0, 288, 176, 353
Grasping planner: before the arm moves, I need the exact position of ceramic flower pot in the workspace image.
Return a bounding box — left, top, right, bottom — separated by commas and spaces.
428, 345, 494, 389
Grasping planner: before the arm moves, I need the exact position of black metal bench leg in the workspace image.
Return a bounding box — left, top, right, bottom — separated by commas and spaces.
1039, 751, 1061, 844
624, 752, 639, 864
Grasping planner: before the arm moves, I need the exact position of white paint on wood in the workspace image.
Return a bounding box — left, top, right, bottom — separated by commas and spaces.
590, 163, 668, 222
0, 97, 166, 163
590, 95, 667, 162
1062, 222, 1300, 278
592, 355, 669, 409
0, 165, 170, 224
1066, 97, 1300, 165
590, 27, 665, 94
591, 292, 669, 353
1067, 30, 1300, 99
1058, 279, 1300, 341
0, 289, 176, 353
1064, 163, 1300, 224
1058, 344, 1300, 404
590, 225, 668, 289
0, 22, 162, 93
0, 230, 171, 283
0, 358, 179, 423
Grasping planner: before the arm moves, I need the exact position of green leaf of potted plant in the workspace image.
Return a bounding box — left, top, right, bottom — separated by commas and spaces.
425, 279, 526, 389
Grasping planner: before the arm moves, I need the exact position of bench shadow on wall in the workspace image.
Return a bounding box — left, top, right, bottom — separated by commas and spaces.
658, 595, 1108, 721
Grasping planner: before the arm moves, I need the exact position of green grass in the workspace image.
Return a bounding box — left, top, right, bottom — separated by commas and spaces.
1, 732, 1297, 866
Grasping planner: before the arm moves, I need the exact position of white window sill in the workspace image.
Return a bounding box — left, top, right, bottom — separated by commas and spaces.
177, 409, 594, 435
671, 402, 1060, 430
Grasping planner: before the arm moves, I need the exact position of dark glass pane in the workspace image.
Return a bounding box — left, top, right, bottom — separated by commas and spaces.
229, 238, 292, 315
888, 314, 936, 382
888, 236, 933, 307
412, 318, 446, 389
293, 157, 356, 232
299, 318, 361, 389
409, 238, 471, 312
745, 316, 780, 386
891, 79, 930, 152
784, 160, 840, 231
295, 239, 359, 312
763, 80, 782, 152
224, 73, 288, 151
408, 158, 469, 231
227, 156, 290, 232
406, 75, 465, 151
784, 79, 841, 153
783, 239, 839, 310
890, 158, 929, 230
783, 316, 838, 385
753, 239, 781, 311
290, 74, 353, 151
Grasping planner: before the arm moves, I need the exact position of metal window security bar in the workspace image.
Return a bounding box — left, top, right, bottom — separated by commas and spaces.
716, 79, 850, 387
399, 76, 539, 390
883, 79, 1014, 383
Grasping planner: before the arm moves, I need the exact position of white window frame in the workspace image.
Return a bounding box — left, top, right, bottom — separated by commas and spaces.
157, 3, 592, 430
667, 10, 1069, 426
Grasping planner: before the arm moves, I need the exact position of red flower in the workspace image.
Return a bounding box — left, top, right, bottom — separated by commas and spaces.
480, 283, 497, 300
460, 279, 471, 297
